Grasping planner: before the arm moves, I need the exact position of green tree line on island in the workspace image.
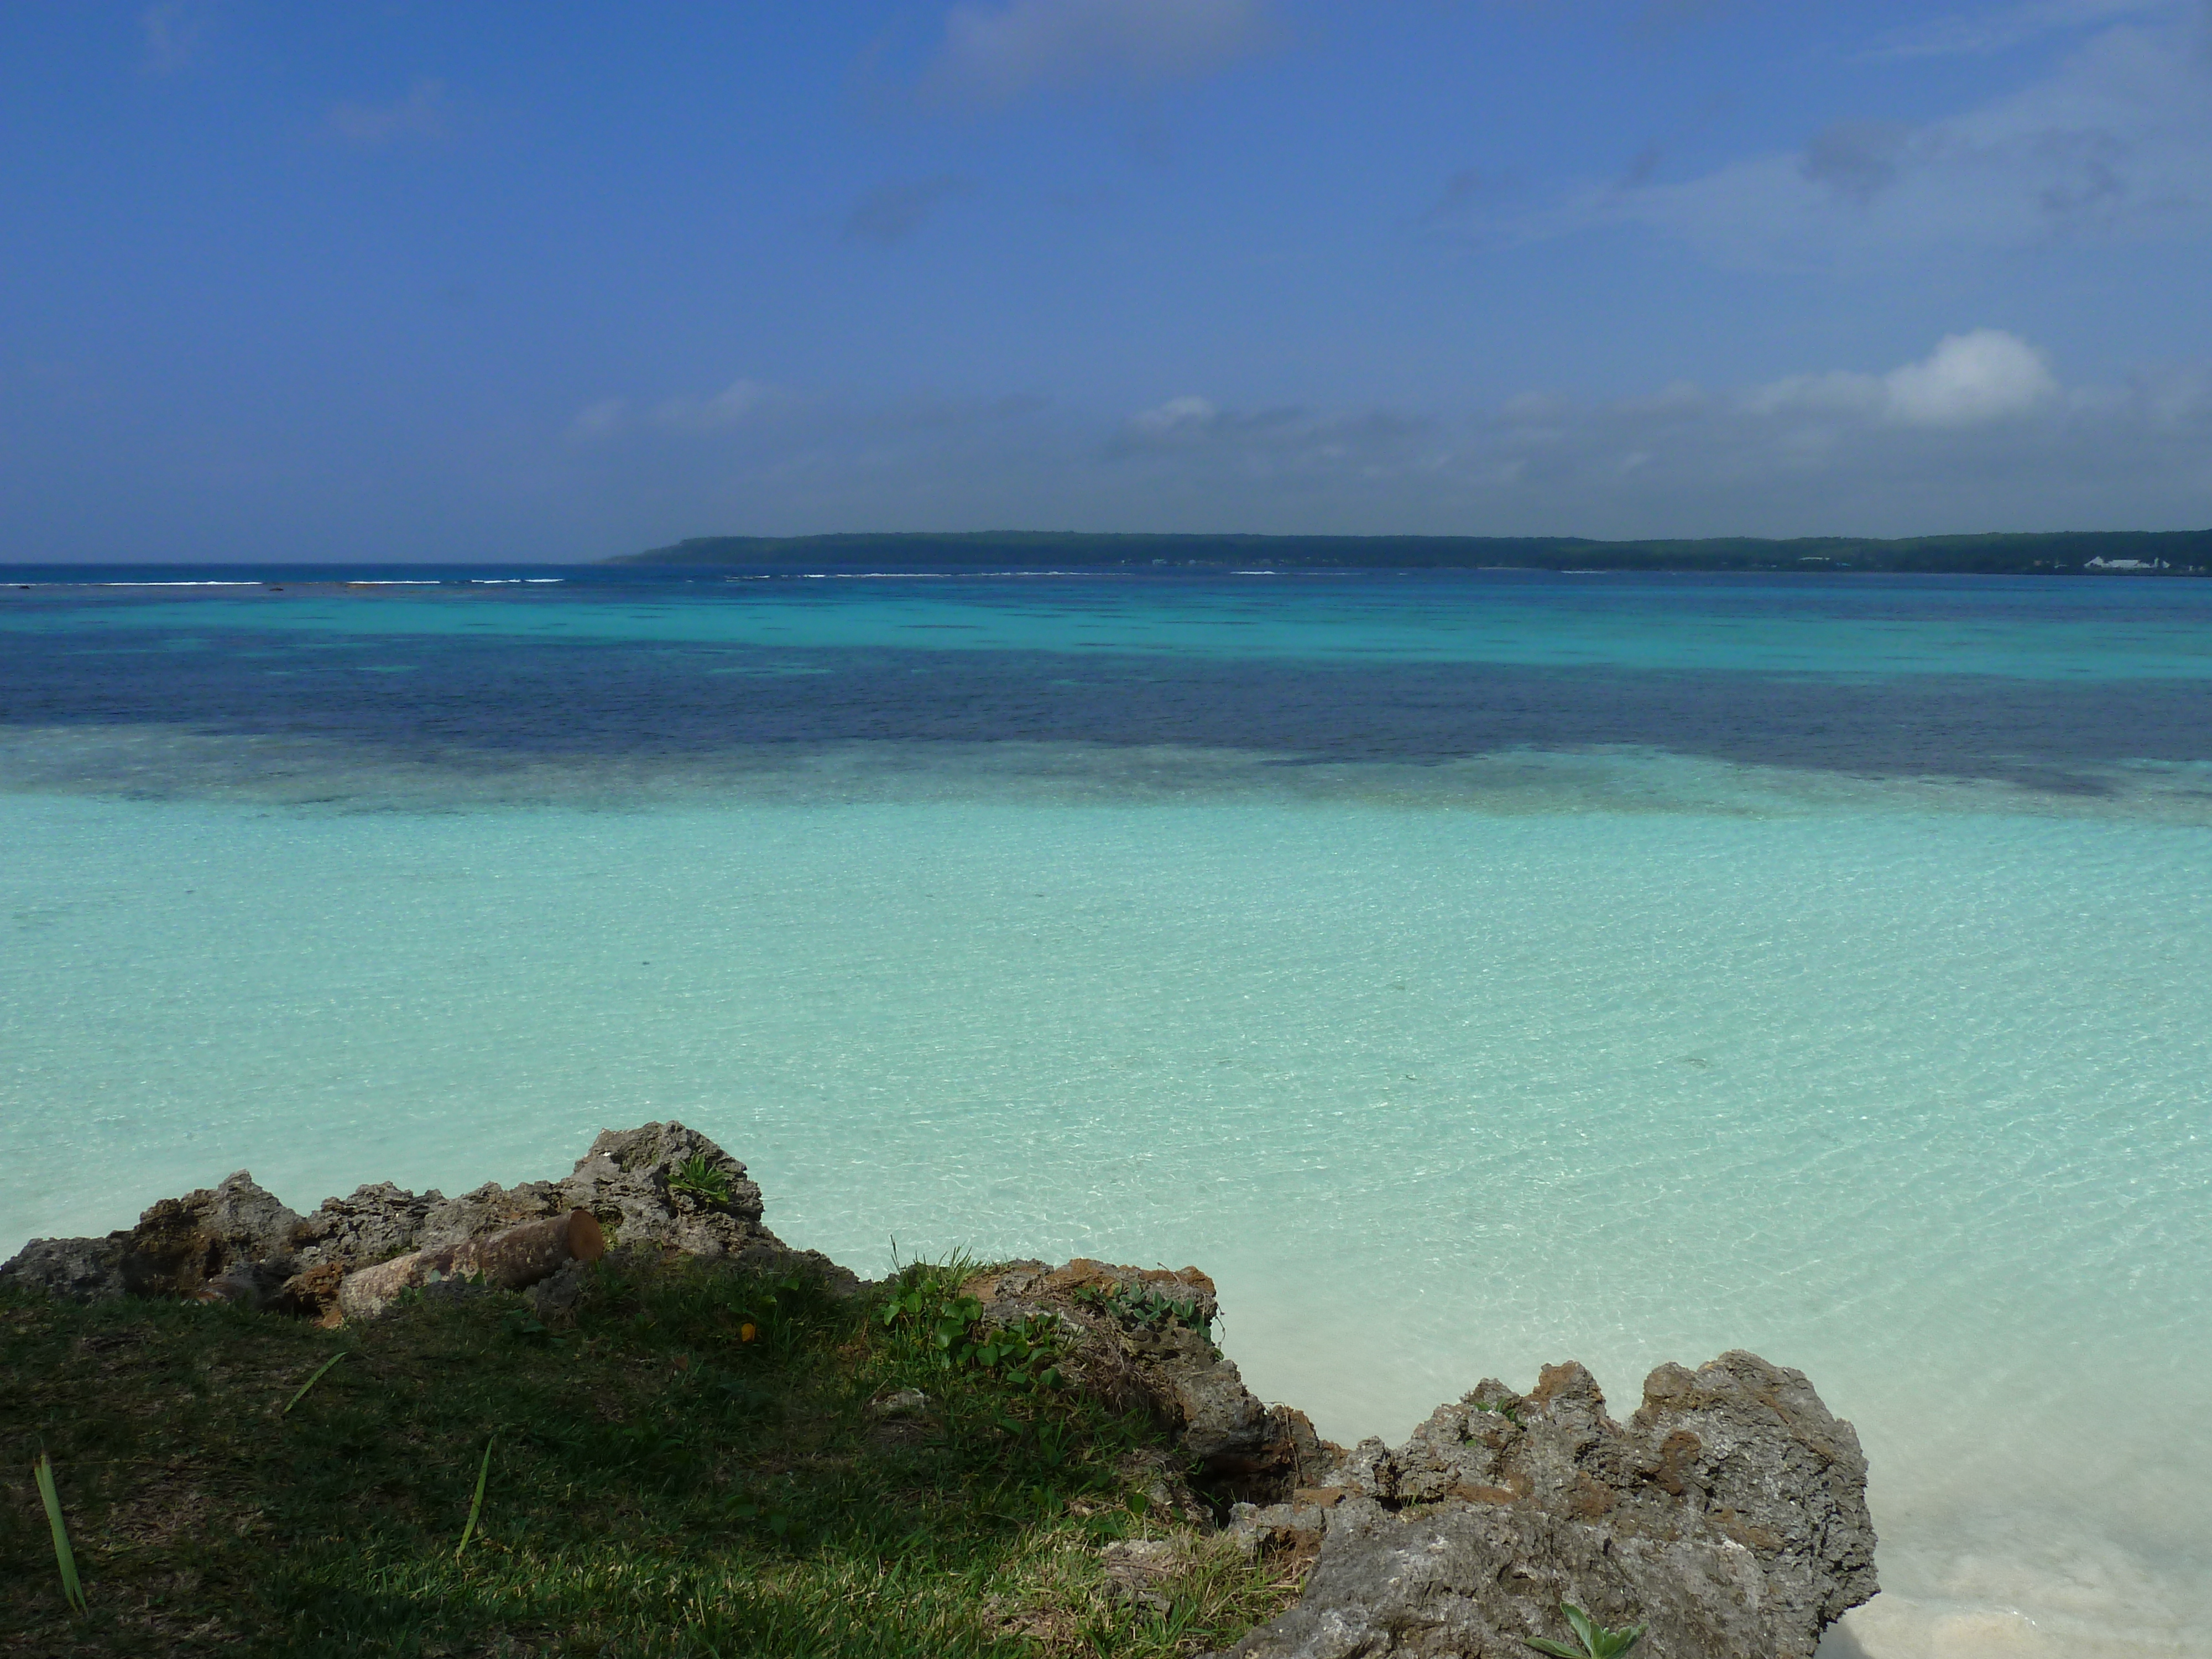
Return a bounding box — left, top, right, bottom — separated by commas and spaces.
612, 529, 2212, 575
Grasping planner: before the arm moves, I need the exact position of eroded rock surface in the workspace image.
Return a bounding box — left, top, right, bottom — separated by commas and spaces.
0, 1234, 127, 1302
0, 1121, 846, 1319
119, 1172, 306, 1300
964, 1258, 1333, 1497
1212, 1351, 1876, 1659
293, 1182, 444, 1272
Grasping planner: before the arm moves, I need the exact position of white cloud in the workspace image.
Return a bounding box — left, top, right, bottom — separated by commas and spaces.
1750, 331, 2059, 427
1068, 340, 2208, 533
1881, 330, 2060, 424
1110, 396, 1428, 461
921, 0, 1279, 105
1122, 395, 1223, 440
551, 350, 2211, 540
327, 80, 448, 148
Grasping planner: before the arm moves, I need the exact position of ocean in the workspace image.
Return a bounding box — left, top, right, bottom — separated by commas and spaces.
3, 565, 2208, 1658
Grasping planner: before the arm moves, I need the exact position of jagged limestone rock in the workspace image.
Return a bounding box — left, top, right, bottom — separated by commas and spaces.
1213, 1352, 1877, 1659
561, 1121, 766, 1254
119, 1172, 305, 1300
291, 1182, 445, 1272
0, 1234, 127, 1302
0, 1121, 818, 1314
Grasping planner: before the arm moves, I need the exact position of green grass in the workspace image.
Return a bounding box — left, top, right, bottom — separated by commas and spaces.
1, 1256, 1300, 1657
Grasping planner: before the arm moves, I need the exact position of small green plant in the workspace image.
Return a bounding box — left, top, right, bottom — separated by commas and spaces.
667, 1155, 732, 1206
501, 1306, 563, 1346
879, 1265, 1067, 1390
1527, 1601, 1646, 1658
32, 1451, 86, 1615
281, 1350, 348, 1414
1071, 1279, 1213, 1340
456, 1432, 496, 1559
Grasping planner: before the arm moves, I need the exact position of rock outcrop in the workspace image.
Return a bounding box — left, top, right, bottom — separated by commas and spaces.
963, 1258, 1332, 1498
3, 1170, 309, 1308
2, 1131, 1879, 1659
0, 1234, 127, 1302
0, 1121, 841, 1321
1212, 1350, 1877, 1659
120, 1170, 306, 1300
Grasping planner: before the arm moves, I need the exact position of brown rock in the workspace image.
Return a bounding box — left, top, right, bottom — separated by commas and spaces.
120, 1172, 304, 1299
337, 1208, 606, 1321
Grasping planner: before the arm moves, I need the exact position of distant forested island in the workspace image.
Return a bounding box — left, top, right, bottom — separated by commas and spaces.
612, 529, 2212, 575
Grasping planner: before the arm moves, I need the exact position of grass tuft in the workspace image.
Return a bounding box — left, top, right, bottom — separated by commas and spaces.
455, 1432, 495, 1559
280, 1350, 348, 1416
33, 1450, 87, 1615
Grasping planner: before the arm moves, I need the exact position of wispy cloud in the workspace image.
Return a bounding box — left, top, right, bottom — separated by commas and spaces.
551, 342, 2212, 539
919, 0, 1281, 106
1865, 0, 2173, 60
1463, 3, 2212, 265
650, 379, 784, 433
1081, 337, 2208, 534
845, 176, 973, 245
1109, 396, 1433, 465
567, 399, 629, 443
139, 2, 206, 76
327, 79, 449, 149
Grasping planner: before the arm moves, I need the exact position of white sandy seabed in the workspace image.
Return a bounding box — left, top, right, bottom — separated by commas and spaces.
1, 743, 2206, 1659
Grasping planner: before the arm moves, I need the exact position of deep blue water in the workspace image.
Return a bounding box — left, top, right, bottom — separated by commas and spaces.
8, 565, 2212, 798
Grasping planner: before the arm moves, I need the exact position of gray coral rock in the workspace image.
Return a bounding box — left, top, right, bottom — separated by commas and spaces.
0, 1234, 127, 1302
1214, 1352, 1876, 1659
292, 1182, 444, 1271
418, 1180, 570, 1252
560, 1121, 766, 1255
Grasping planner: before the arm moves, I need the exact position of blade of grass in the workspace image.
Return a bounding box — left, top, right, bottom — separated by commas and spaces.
281, 1350, 348, 1416
33, 1452, 87, 1615
456, 1432, 496, 1559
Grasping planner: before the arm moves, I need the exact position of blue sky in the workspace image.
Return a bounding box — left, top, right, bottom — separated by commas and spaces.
3, 1, 2209, 560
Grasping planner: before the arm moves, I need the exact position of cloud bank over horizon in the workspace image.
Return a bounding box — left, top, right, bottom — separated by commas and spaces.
1, 2, 2207, 559
554, 328, 2209, 545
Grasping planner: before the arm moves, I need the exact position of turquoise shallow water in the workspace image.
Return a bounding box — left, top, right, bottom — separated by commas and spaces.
3, 570, 2210, 1657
